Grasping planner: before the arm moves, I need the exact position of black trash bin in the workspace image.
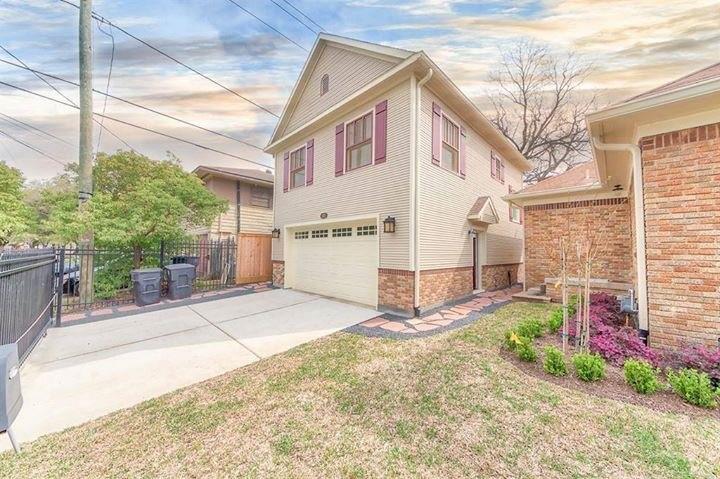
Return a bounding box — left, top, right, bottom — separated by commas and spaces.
164, 263, 196, 300
170, 255, 199, 266
130, 268, 162, 306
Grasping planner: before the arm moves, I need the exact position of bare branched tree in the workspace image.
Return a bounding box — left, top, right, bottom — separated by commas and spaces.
488, 40, 595, 184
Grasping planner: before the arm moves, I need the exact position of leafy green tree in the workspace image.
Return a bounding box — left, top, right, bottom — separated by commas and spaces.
31, 151, 227, 263
88, 151, 227, 256
0, 161, 32, 246
24, 166, 79, 245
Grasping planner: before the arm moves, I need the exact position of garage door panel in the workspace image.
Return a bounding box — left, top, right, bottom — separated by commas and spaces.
288, 221, 378, 306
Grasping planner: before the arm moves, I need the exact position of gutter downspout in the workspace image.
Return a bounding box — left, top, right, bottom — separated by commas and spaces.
412, 68, 433, 315
592, 137, 649, 335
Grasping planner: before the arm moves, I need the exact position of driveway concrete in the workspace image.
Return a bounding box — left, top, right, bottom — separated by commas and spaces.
0, 289, 378, 450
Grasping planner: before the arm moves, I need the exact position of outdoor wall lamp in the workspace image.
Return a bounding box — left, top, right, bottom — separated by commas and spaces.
383, 216, 396, 233
271, 228, 280, 239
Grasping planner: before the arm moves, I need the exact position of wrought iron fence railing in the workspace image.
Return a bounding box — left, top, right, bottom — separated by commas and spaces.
56, 239, 236, 317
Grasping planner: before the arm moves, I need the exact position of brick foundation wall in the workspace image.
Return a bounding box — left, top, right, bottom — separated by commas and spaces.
481, 263, 520, 291
419, 266, 473, 309
378, 269, 415, 313
272, 260, 285, 287
524, 198, 635, 290
641, 122, 720, 348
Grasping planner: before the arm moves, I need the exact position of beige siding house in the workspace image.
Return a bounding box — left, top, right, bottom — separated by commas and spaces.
192, 166, 274, 240
265, 34, 531, 315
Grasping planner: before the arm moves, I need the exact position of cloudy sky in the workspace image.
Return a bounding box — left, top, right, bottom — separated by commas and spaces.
1, 0, 719, 181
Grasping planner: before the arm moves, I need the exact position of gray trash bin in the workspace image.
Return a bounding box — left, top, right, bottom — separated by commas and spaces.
0, 343, 22, 452
130, 268, 162, 306
164, 263, 196, 300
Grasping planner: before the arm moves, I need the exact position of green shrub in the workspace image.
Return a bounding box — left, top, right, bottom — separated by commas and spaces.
516, 318, 544, 339
546, 308, 563, 334
572, 353, 606, 382
504, 329, 521, 351
567, 295, 578, 316
667, 369, 718, 408
515, 337, 537, 362
623, 359, 661, 394
543, 346, 567, 376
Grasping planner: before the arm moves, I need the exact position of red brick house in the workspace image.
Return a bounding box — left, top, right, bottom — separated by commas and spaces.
507, 62, 720, 349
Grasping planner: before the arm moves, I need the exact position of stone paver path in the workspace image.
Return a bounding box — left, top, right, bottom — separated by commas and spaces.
348, 285, 523, 339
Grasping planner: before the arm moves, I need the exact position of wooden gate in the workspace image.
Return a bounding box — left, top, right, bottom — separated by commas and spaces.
236, 234, 272, 284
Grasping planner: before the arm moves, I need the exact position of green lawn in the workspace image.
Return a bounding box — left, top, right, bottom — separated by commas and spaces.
2, 303, 718, 478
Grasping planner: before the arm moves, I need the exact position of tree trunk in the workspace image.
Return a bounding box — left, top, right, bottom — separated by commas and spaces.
133, 245, 142, 269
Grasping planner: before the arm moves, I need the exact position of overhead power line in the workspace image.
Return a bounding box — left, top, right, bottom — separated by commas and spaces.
225, 0, 309, 52
280, 0, 326, 32
0, 80, 274, 169
0, 111, 75, 147
0, 58, 265, 151
94, 20, 116, 154
0, 43, 136, 151
268, 0, 319, 34
0, 128, 65, 165
58, 0, 281, 118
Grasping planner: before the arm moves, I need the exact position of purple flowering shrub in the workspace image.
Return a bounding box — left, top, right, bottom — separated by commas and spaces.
590, 327, 659, 366
663, 344, 720, 384
567, 292, 658, 366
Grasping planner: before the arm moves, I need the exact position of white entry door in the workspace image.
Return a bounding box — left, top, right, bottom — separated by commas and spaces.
287, 221, 379, 307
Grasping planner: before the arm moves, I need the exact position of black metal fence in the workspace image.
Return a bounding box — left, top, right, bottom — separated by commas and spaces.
0, 248, 55, 362
57, 239, 236, 316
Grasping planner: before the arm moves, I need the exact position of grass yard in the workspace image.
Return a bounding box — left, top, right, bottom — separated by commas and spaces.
1, 303, 718, 478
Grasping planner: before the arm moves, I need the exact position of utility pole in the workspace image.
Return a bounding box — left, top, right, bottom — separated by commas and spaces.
78, 0, 94, 304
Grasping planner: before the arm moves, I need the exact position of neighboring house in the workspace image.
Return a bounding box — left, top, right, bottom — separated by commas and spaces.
264, 34, 531, 315
507, 62, 720, 349
191, 166, 274, 240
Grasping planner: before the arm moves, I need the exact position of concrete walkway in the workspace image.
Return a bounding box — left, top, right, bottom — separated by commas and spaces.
0, 289, 378, 451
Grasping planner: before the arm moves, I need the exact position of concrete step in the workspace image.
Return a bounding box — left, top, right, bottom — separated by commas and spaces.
512, 288, 553, 303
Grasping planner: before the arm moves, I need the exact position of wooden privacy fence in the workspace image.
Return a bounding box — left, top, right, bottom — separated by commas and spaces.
236, 233, 272, 284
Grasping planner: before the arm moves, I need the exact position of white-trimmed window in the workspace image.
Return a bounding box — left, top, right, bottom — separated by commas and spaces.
357, 225, 377, 236
509, 185, 521, 223
311, 229, 328, 238
294, 231, 308, 239
441, 115, 459, 172
332, 227, 352, 237
346, 112, 373, 171
289, 146, 306, 189
320, 74, 329, 95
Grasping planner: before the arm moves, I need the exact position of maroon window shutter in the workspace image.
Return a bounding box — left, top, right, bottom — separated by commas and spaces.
306, 139, 314, 185
335, 123, 344, 176
374, 100, 387, 164
459, 126, 467, 178
500, 159, 505, 183
490, 151, 496, 179
283, 152, 289, 192
431, 102, 441, 165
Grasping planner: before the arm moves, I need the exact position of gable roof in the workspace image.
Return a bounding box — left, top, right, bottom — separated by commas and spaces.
266, 34, 531, 171
517, 162, 599, 195
622, 61, 720, 104
193, 166, 273, 185
268, 33, 415, 145
467, 196, 499, 224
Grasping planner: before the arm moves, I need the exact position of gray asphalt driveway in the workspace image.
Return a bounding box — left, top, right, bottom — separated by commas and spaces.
0, 289, 378, 450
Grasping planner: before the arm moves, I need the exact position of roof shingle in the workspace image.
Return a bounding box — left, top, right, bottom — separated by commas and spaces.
517, 162, 598, 195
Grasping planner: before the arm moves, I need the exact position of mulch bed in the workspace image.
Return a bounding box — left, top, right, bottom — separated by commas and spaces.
503, 335, 720, 420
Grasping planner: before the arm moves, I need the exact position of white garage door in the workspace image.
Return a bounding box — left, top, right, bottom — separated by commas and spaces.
287, 221, 378, 307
